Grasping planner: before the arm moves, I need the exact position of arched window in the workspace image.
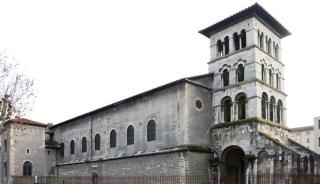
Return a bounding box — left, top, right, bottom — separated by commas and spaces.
233, 32, 240, 51
147, 120, 156, 141
269, 96, 275, 121
60, 143, 64, 158
261, 64, 265, 82
127, 125, 134, 145
275, 44, 279, 59
276, 73, 280, 90
259, 32, 264, 49
241, 29, 246, 48
237, 64, 244, 82
224, 36, 229, 55
222, 69, 229, 87
277, 100, 283, 124
269, 69, 273, 86
23, 161, 32, 176
82, 137, 87, 153
110, 130, 117, 148
70, 140, 75, 155
236, 93, 246, 120
95, 134, 101, 150
217, 40, 223, 57
265, 36, 268, 51
221, 97, 232, 122
261, 93, 268, 119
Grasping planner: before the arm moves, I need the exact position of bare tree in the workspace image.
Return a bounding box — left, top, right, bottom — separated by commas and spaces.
0, 52, 35, 125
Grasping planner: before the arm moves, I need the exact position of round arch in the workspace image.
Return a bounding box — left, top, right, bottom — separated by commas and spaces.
221, 146, 245, 184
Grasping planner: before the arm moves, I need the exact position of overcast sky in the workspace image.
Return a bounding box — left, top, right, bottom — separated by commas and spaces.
0, 0, 318, 128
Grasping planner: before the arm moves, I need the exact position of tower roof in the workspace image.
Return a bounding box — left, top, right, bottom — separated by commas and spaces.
199, 3, 291, 38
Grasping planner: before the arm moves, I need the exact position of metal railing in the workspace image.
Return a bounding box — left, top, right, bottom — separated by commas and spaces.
11, 173, 320, 184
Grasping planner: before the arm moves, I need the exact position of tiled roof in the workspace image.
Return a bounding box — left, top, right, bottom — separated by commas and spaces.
199, 3, 291, 38
4, 118, 47, 127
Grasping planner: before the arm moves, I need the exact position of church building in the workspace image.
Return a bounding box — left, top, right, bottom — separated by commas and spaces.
0, 3, 318, 184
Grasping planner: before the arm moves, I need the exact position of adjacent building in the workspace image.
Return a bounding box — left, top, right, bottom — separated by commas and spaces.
289, 126, 314, 151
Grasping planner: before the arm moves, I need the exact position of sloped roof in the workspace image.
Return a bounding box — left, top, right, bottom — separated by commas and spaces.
50, 73, 213, 129
199, 3, 291, 38
4, 118, 47, 127
290, 126, 313, 132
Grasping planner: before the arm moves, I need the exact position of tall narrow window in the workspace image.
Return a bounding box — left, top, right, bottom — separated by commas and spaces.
237, 64, 244, 82
221, 97, 232, 122
217, 40, 223, 57
147, 120, 156, 141
275, 44, 279, 59
268, 38, 272, 54
261, 64, 265, 82
269, 97, 275, 121
224, 36, 229, 55
236, 93, 247, 120
70, 140, 75, 155
60, 143, 64, 159
222, 69, 229, 87
276, 74, 280, 90
240, 29, 246, 48
82, 137, 87, 153
127, 125, 134, 145
23, 161, 32, 176
233, 33, 240, 51
277, 100, 283, 124
95, 134, 101, 150
110, 130, 117, 148
4, 162, 7, 177
303, 156, 308, 173
310, 156, 315, 174
318, 120, 320, 129
261, 93, 268, 119
4, 139, 7, 152
269, 69, 273, 86
259, 32, 264, 49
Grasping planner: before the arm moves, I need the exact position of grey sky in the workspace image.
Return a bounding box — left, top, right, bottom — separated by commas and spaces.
0, 0, 318, 128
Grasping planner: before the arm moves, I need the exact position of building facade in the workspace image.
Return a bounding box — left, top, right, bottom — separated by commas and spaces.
289, 126, 314, 151
0, 3, 319, 184
314, 116, 320, 154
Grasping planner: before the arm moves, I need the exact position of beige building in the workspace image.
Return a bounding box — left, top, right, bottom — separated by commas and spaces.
289, 126, 314, 151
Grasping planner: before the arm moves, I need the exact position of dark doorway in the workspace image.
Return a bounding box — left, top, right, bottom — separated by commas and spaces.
223, 147, 245, 184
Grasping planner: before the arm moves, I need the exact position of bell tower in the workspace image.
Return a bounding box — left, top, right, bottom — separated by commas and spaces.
199, 3, 290, 126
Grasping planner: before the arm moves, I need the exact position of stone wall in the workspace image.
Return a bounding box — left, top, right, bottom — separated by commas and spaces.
57, 151, 211, 176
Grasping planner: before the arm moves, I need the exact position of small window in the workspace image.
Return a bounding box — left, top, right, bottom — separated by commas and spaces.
237, 64, 244, 82
110, 130, 117, 148
307, 138, 310, 143
27, 149, 29, 154
127, 126, 134, 145
4, 139, 7, 152
318, 137, 320, 146
240, 29, 246, 48
60, 143, 65, 158
94, 134, 100, 151
70, 140, 75, 155
222, 69, 229, 87
318, 120, 320, 129
224, 36, 229, 55
269, 69, 273, 86
23, 161, 32, 176
4, 162, 7, 177
233, 32, 240, 51
82, 137, 87, 153
47, 150, 50, 155
195, 100, 203, 109
147, 120, 156, 141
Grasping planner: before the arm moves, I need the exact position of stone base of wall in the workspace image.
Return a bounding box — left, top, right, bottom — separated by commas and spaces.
57, 151, 211, 177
